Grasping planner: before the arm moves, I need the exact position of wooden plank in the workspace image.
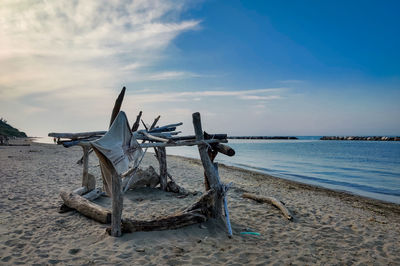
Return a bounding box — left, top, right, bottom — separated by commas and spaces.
109, 87, 126, 128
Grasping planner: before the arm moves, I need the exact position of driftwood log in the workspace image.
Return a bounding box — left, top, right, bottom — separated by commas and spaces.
48, 131, 107, 140
60, 191, 111, 223
242, 193, 293, 220
120, 189, 215, 233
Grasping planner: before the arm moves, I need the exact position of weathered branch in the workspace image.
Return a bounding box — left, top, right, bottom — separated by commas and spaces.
131, 111, 142, 132
49, 131, 106, 140
149, 122, 183, 133
140, 131, 169, 143
121, 189, 216, 233
242, 193, 293, 220
150, 115, 161, 130
213, 143, 235, 157
60, 191, 111, 224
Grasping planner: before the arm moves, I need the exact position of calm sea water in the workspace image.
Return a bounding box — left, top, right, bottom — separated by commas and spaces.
35, 137, 400, 204
165, 138, 400, 204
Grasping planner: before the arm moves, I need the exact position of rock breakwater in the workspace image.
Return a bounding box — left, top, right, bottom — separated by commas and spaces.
228, 136, 298, 140
320, 136, 400, 141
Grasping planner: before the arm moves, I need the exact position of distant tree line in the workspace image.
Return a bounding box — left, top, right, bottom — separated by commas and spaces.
0, 117, 27, 137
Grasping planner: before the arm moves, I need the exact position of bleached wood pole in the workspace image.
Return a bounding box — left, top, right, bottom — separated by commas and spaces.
111, 170, 123, 237
192, 112, 223, 218
242, 193, 293, 220
214, 163, 232, 237
109, 87, 126, 128
158, 147, 168, 190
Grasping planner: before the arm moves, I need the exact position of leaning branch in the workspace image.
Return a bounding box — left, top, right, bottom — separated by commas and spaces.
242, 193, 293, 220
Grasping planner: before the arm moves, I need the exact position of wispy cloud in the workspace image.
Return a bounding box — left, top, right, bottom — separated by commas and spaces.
0, 0, 200, 99
125, 88, 286, 103
278, 79, 305, 84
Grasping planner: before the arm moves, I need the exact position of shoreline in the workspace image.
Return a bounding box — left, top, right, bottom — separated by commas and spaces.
167, 153, 400, 211
1, 140, 400, 264
163, 150, 400, 205
29, 138, 400, 206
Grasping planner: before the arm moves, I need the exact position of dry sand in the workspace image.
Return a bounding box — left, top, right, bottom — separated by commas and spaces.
1, 140, 400, 265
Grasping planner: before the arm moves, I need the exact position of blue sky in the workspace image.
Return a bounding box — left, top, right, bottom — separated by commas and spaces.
0, 0, 399, 136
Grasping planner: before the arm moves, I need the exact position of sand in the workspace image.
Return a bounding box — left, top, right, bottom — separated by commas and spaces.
1, 140, 400, 265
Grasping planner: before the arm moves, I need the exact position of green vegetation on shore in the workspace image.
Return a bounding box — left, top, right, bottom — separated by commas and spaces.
0, 118, 27, 137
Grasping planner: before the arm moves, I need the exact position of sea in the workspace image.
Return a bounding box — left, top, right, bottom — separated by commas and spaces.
165, 137, 400, 204
35, 136, 400, 204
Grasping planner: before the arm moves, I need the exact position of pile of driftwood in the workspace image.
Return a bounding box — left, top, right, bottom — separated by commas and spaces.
49, 87, 237, 237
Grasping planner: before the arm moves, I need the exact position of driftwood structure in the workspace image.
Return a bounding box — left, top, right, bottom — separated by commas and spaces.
50, 87, 236, 237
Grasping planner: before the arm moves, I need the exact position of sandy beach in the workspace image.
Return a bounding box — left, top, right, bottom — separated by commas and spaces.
1, 140, 400, 265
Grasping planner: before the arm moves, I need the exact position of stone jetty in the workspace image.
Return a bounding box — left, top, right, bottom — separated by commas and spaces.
320, 136, 400, 141
228, 136, 298, 140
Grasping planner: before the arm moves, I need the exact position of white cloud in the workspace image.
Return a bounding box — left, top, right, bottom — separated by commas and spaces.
239, 95, 282, 100
125, 88, 286, 103
279, 79, 304, 84
0, 0, 200, 100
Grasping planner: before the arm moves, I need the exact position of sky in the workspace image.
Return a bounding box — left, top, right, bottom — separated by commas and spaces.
0, 0, 399, 137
